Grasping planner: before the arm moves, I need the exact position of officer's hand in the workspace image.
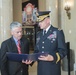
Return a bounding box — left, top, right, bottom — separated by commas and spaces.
22, 60, 33, 64
38, 54, 54, 61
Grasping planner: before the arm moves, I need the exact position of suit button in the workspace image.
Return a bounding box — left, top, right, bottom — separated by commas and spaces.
21, 70, 22, 72
42, 46, 44, 49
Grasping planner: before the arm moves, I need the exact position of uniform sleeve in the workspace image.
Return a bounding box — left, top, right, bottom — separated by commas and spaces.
34, 32, 40, 53
54, 30, 67, 63
58, 30, 67, 57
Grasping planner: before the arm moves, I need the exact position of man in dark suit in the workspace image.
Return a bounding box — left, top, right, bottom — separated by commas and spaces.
34, 11, 67, 75
1, 22, 30, 75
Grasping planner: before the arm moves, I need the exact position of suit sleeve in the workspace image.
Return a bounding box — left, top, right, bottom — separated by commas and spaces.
1, 42, 9, 75
53, 30, 67, 63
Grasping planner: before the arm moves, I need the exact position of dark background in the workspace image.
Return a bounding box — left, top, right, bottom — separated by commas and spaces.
22, 0, 38, 11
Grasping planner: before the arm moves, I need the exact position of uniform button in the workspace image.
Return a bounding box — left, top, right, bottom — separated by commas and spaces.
42, 46, 44, 48
42, 41, 44, 43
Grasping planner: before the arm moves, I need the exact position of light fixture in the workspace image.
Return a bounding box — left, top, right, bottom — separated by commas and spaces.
64, 1, 71, 19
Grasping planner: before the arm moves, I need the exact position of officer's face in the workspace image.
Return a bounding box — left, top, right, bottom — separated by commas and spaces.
39, 18, 50, 29
11, 27, 22, 40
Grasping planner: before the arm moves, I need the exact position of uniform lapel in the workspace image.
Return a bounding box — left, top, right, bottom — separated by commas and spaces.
39, 30, 44, 41
42, 25, 53, 40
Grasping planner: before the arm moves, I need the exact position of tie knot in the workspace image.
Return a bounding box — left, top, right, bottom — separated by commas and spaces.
18, 40, 20, 44
43, 30, 46, 35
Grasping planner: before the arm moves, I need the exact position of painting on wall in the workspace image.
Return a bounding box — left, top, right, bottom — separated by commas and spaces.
22, 2, 38, 26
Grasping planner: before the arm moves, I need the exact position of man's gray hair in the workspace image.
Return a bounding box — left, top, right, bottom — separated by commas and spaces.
10, 21, 22, 30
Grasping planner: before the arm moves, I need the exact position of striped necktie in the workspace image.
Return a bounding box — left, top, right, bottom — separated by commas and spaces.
17, 40, 21, 54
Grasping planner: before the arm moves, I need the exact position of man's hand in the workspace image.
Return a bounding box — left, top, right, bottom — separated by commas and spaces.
22, 60, 33, 64
38, 54, 54, 61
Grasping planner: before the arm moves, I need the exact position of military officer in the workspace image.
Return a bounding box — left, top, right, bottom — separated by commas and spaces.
34, 11, 67, 75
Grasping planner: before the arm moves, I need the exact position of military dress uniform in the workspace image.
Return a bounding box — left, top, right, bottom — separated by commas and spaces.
34, 25, 67, 75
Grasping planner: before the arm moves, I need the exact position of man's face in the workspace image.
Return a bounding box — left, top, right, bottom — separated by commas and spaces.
39, 18, 50, 29
11, 27, 22, 40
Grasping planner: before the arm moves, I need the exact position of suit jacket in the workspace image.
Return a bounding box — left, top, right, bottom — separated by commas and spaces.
35, 25, 67, 75
1, 36, 29, 75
